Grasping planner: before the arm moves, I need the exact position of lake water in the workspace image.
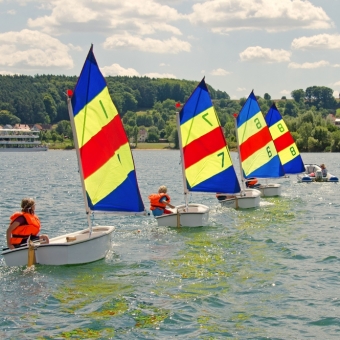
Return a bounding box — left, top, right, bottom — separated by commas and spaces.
0, 150, 340, 339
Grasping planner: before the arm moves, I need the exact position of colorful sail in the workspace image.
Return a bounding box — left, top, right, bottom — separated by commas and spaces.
236, 91, 284, 178
178, 78, 240, 193
70, 46, 145, 213
266, 103, 305, 174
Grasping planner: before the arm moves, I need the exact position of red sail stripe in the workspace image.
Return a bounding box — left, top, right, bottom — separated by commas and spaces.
183, 127, 226, 169
80, 114, 128, 179
273, 131, 295, 153
240, 127, 272, 162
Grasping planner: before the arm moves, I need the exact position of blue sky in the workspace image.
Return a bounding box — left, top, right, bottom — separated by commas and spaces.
0, 0, 340, 100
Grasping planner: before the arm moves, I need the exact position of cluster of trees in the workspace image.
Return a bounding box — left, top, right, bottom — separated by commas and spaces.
0, 74, 227, 126
0, 74, 339, 152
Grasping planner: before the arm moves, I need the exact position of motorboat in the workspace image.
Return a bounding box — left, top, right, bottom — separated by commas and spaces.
298, 164, 339, 183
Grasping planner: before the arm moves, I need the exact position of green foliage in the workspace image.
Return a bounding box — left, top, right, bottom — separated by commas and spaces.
291, 89, 305, 103
0, 110, 20, 125
1, 75, 340, 152
264, 93, 271, 100
146, 126, 159, 142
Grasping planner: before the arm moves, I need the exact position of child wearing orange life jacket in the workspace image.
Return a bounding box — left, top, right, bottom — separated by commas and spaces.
6, 198, 49, 250
148, 185, 175, 217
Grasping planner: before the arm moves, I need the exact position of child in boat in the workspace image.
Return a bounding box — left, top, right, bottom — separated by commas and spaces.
149, 185, 175, 217
320, 164, 327, 177
6, 198, 49, 250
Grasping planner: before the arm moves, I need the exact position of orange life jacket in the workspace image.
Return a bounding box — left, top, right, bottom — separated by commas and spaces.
9, 212, 41, 245
149, 193, 170, 210
247, 178, 258, 186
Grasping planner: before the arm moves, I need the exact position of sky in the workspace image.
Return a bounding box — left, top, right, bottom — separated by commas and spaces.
0, 0, 340, 100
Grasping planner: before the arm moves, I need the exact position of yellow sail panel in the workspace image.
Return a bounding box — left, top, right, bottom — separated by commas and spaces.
238, 111, 266, 144
84, 143, 134, 205
269, 119, 288, 140
74, 87, 118, 148
242, 140, 276, 177
180, 107, 219, 148
278, 146, 301, 165
185, 147, 233, 188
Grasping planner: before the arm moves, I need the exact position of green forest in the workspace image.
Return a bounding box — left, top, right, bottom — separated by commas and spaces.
0, 74, 340, 152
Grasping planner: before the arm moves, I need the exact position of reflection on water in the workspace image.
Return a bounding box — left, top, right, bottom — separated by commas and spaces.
0, 151, 340, 339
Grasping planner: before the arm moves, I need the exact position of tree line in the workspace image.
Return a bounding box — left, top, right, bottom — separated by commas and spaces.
0, 74, 339, 152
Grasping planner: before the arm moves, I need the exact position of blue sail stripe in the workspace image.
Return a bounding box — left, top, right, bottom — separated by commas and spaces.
88, 171, 144, 212
71, 49, 107, 117
282, 156, 305, 174
245, 155, 283, 178
188, 166, 241, 193
180, 79, 213, 125
237, 92, 260, 127
265, 108, 281, 126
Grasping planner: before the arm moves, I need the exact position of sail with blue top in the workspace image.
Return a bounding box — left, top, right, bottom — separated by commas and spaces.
178, 78, 240, 194
236, 91, 284, 179
265, 103, 305, 174
69, 45, 145, 214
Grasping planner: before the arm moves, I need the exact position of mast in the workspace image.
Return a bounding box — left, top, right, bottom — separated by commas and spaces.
176, 109, 189, 208
67, 95, 93, 232
234, 113, 246, 192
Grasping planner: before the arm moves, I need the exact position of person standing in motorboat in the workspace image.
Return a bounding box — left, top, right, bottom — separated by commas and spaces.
149, 185, 175, 216
6, 198, 49, 250
320, 164, 327, 177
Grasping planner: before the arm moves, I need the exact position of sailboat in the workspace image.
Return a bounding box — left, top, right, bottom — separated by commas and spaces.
265, 103, 305, 175
2, 46, 145, 266
235, 91, 284, 197
155, 78, 240, 226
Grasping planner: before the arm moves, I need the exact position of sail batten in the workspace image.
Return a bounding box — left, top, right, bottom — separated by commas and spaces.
237, 92, 284, 178
179, 79, 240, 194
265, 104, 304, 174
69, 46, 145, 214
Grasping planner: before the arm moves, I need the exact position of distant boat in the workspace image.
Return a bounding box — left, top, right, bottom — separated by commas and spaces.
2, 45, 145, 266
0, 129, 48, 152
235, 91, 284, 197
298, 164, 339, 183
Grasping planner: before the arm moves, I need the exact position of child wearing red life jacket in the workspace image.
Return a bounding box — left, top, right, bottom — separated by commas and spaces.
148, 185, 175, 217
6, 198, 49, 250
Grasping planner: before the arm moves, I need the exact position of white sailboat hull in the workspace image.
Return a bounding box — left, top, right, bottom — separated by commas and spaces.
258, 183, 281, 197
155, 204, 209, 227
219, 189, 261, 209
1, 226, 115, 267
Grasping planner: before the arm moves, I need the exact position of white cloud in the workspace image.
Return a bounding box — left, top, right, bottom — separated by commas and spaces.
288, 60, 330, 69
0, 29, 73, 68
0, 70, 17, 75
280, 89, 290, 96
144, 72, 176, 78
237, 87, 246, 92
333, 91, 339, 98
188, 0, 332, 34
292, 34, 340, 50
159, 63, 169, 66
334, 81, 340, 86
27, 0, 184, 36
210, 68, 230, 76
100, 63, 176, 78
68, 44, 82, 52
103, 34, 191, 54
7, 10, 16, 15
101, 63, 140, 77
240, 46, 291, 63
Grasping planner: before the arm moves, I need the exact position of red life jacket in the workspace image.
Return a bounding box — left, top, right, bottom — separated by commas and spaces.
148, 193, 170, 210
9, 212, 41, 245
